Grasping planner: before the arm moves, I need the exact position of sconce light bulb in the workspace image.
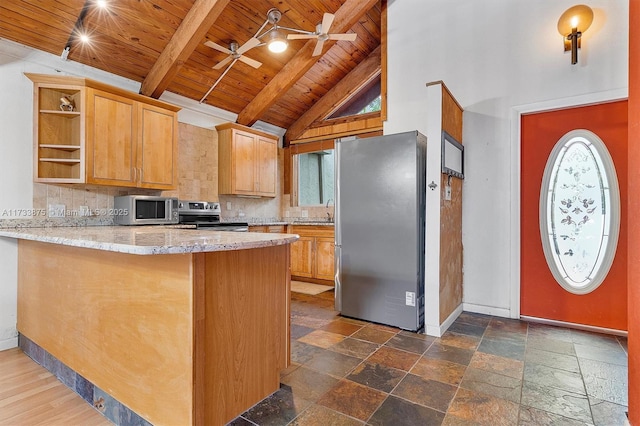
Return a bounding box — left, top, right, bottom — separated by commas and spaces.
558, 5, 594, 35
570, 16, 579, 29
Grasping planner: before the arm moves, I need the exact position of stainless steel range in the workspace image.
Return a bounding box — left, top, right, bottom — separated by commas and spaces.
178, 200, 249, 231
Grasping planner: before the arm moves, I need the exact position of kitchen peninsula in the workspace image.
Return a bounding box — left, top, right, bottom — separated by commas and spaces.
0, 226, 298, 426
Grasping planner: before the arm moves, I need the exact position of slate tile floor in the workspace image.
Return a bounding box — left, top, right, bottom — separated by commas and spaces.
229, 290, 629, 425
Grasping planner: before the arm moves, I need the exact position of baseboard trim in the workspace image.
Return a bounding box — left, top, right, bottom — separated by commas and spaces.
425, 304, 463, 337
462, 303, 512, 318
0, 336, 18, 351
520, 315, 628, 337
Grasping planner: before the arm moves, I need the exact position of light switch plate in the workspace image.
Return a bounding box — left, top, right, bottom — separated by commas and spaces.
48, 204, 65, 218
445, 185, 452, 201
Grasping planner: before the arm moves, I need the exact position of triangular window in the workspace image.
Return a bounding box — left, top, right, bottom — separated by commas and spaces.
327, 74, 381, 120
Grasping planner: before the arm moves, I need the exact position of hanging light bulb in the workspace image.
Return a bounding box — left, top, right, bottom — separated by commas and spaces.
267, 29, 288, 53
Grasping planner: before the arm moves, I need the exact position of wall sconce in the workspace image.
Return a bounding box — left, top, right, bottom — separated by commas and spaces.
557, 4, 594, 65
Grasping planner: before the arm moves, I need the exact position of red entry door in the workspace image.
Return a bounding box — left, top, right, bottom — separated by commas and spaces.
520, 101, 628, 331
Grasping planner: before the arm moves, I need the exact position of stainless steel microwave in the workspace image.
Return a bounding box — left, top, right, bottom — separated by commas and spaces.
113, 195, 179, 225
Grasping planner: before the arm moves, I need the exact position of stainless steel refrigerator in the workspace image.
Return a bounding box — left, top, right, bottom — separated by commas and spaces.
334, 131, 427, 331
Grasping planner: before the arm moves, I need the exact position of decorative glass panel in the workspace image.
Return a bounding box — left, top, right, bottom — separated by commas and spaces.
539, 129, 620, 295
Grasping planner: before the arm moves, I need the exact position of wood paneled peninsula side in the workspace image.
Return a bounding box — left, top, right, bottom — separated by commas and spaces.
0, 226, 298, 426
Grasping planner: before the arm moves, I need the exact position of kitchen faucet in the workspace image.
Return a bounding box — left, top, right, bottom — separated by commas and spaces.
326, 198, 333, 222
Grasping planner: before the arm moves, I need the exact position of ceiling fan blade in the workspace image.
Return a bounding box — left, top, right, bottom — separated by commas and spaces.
239, 55, 262, 69
204, 40, 232, 54
287, 34, 317, 40
237, 37, 260, 55
320, 13, 334, 35
213, 55, 233, 70
328, 33, 357, 41
312, 38, 325, 57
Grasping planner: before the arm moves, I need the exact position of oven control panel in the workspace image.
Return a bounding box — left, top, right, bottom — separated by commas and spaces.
178, 201, 221, 215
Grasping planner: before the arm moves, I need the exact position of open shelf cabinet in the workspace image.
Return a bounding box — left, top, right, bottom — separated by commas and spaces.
33, 84, 85, 182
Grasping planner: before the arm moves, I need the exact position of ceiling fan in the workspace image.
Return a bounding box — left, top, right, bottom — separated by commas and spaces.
287, 13, 357, 56
204, 38, 261, 70
199, 9, 358, 103
199, 37, 261, 103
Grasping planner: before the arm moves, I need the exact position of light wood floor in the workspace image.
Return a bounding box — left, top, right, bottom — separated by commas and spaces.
0, 348, 111, 426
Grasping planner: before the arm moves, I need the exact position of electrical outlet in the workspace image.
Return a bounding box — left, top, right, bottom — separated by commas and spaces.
301, 210, 308, 218
405, 291, 416, 307
226, 202, 232, 210
48, 204, 66, 218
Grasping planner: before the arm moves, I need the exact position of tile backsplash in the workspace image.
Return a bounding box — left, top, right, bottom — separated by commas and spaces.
15, 121, 332, 227
25, 122, 282, 224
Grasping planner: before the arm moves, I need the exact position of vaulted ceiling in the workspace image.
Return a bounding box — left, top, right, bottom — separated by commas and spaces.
0, 0, 382, 133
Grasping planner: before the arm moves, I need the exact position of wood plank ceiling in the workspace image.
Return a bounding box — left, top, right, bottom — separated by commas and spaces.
0, 0, 382, 133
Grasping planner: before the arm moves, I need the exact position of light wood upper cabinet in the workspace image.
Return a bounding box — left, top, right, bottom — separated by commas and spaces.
27, 73, 179, 189
216, 123, 278, 197
138, 103, 177, 189
257, 136, 277, 196
86, 89, 136, 186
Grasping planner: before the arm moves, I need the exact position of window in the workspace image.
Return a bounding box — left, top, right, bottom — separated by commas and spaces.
327, 74, 381, 120
297, 150, 334, 206
539, 129, 620, 294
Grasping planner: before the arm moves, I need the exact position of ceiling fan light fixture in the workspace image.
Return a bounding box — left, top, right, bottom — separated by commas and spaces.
267, 30, 288, 53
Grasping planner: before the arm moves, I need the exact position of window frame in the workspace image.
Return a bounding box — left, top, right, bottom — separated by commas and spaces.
538, 129, 621, 295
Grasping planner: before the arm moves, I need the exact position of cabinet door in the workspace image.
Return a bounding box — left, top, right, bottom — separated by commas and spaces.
138, 103, 177, 189
290, 236, 314, 278
232, 130, 257, 194
86, 89, 136, 186
315, 237, 335, 281
256, 136, 277, 197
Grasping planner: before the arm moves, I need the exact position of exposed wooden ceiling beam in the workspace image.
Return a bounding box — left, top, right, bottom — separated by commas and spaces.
236, 0, 379, 127
285, 45, 381, 142
140, 0, 229, 99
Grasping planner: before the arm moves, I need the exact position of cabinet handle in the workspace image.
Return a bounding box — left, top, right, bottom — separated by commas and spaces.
139, 168, 143, 183
133, 167, 137, 182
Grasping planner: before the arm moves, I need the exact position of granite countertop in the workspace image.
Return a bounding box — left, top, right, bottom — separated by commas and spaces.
0, 226, 298, 255
286, 221, 334, 226
245, 220, 334, 227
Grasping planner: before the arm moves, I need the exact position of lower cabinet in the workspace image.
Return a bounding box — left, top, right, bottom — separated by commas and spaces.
248, 225, 287, 233
288, 225, 334, 284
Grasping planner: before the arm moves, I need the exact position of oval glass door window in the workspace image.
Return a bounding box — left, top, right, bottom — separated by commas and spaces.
539, 129, 620, 295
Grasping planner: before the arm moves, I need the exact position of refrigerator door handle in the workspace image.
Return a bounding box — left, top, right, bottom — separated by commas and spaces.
334, 245, 341, 312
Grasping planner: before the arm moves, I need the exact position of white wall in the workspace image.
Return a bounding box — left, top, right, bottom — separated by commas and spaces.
385, 0, 628, 317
